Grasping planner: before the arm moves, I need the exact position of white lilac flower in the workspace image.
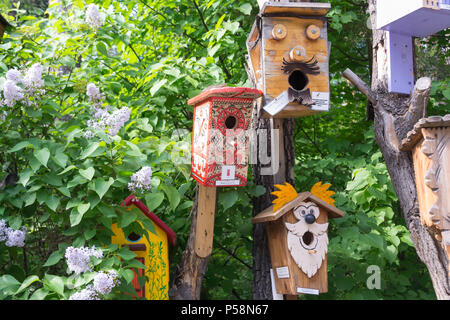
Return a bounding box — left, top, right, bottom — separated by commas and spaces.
65, 246, 103, 275
3, 80, 24, 107
22, 63, 44, 90
93, 271, 119, 296
105, 107, 131, 136
85, 4, 104, 30
86, 83, 103, 104
128, 166, 152, 193
5, 227, 27, 247
69, 285, 100, 300
6, 69, 23, 83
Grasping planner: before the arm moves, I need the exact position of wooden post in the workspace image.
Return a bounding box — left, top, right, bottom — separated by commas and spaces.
194, 185, 218, 257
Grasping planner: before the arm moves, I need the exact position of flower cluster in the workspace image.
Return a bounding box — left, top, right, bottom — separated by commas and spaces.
0, 219, 27, 247
84, 83, 131, 139
128, 166, 153, 193
85, 4, 104, 31
93, 270, 119, 295
65, 246, 103, 275
1, 64, 45, 109
69, 270, 120, 300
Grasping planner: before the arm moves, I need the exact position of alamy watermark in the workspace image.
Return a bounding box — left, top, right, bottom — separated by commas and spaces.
366, 265, 381, 290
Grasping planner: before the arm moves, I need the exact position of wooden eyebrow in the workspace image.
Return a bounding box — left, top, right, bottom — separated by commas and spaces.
281, 56, 321, 75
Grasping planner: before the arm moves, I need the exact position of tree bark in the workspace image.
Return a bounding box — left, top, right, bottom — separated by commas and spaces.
344, 0, 450, 299
170, 185, 215, 300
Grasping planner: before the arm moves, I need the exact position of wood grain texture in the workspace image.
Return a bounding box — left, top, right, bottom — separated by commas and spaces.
194, 185, 218, 258
266, 207, 329, 295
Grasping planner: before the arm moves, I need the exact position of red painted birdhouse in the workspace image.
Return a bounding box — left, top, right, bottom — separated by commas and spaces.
188, 86, 262, 187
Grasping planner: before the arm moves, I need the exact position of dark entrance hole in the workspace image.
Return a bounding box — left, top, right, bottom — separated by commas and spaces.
288, 70, 309, 91
302, 231, 314, 246
127, 232, 142, 242
225, 115, 237, 129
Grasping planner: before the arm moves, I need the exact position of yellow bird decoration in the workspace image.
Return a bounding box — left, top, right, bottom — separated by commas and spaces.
310, 181, 336, 206
271, 183, 298, 212
271, 181, 335, 212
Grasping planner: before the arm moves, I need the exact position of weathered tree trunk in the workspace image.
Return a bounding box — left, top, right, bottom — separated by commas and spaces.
344, 0, 449, 299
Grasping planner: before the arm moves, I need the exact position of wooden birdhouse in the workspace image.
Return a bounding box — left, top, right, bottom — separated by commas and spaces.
188, 86, 262, 187
246, 2, 331, 118
252, 183, 344, 295
376, 0, 450, 94
111, 194, 177, 300
400, 115, 450, 264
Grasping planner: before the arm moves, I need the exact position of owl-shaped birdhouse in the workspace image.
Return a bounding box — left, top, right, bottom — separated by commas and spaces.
188, 86, 262, 187
112, 194, 177, 300
246, 2, 331, 118
252, 183, 344, 295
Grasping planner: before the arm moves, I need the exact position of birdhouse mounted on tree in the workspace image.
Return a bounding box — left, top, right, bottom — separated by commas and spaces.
252, 183, 344, 295
376, 0, 450, 94
188, 86, 262, 187
111, 195, 177, 300
400, 115, 450, 267
246, 2, 331, 118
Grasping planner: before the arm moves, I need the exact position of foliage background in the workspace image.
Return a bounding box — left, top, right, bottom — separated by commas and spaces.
0, 0, 448, 299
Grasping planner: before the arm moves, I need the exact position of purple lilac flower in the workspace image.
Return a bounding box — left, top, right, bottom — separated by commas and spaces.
69, 285, 100, 300
128, 166, 152, 193
5, 227, 27, 247
93, 271, 119, 295
85, 4, 104, 31
65, 246, 103, 275
3, 80, 24, 107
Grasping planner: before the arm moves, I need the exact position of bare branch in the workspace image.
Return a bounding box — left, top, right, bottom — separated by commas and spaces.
343, 68, 378, 105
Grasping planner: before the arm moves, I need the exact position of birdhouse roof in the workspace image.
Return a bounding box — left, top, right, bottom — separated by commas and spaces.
259, 2, 331, 17
400, 115, 450, 151
252, 191, 345, 224
187, 86, 262, 106
122, 194, 177, 246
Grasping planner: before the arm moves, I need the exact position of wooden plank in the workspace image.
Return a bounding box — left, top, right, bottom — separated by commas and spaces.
194, 184, 218, 258
261, 2, 331, 16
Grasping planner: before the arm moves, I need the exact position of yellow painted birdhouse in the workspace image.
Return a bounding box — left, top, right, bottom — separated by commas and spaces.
112, 194, 176, 300
246, 2, 331, 118
252, 183, 344, 295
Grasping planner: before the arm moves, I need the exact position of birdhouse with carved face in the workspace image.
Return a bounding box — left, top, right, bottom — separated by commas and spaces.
246, 2, 331, 118
188, 86, 262, 187
252, 183, 344, 295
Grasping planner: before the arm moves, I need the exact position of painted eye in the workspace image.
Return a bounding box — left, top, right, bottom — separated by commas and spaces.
310, 209, 314, 215
301, 210, 306, 215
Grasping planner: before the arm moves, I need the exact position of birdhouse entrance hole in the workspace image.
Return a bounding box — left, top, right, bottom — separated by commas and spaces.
302, 231, 314, 246
288, 70, 309, 91
127, 232, 142, 242
225, 115, 237, 129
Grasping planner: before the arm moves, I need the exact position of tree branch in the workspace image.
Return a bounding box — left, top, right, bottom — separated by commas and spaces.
343, 68, 377, 104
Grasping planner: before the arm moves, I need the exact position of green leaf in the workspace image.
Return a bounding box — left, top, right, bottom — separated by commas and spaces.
145, 192, 164, 212
77, 203, 90, 216
150, 79, 167, 96
30, 288, 48, 300
33, 148, 50, 168
92, 177, 114, 199
24, 192, 37, 207
161, 185, 180, 211
219, 190, 238, 211
79, 167, 95, 181
79, 142, 100, 159
58, 165, 77, 175
121, 269, 135, 284
43, 251, 64, 267
8, 141, 32, 153
238, 3, 252, 15
43, 274, 64, 297
117, 247, 136, 261
45, 195, 60, 212
97, 41, 108, 56
118, 207, 138, 228
70, 203, 90, 226
53, 152, 69, 168
18, 169, 33, 187
15, 276, 40, 295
